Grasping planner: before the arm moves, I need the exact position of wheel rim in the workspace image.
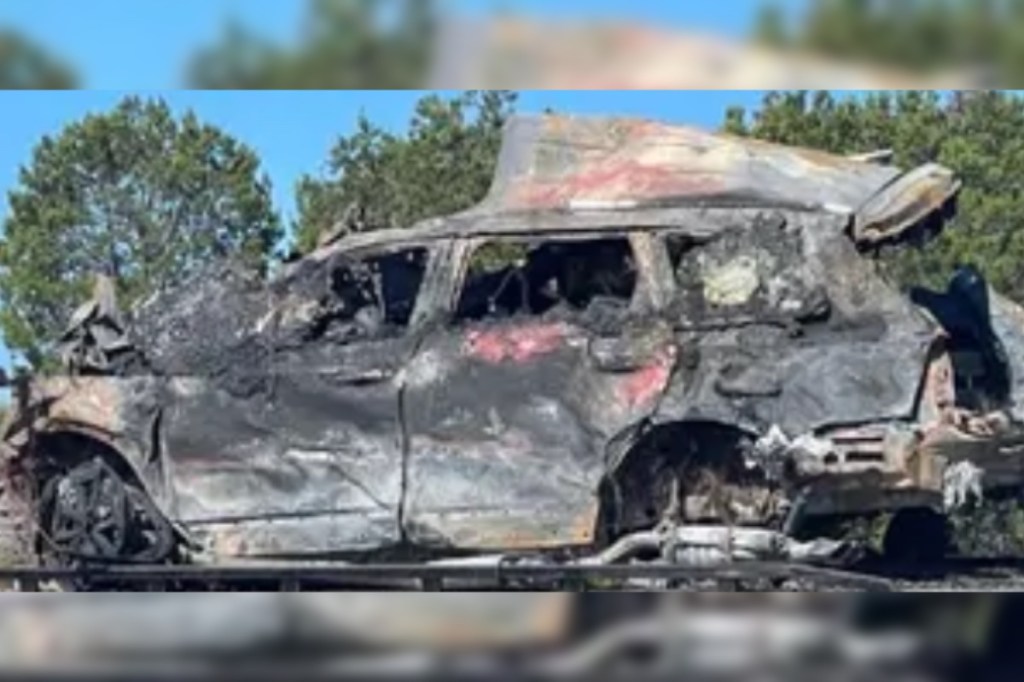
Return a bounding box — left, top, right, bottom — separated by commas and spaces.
39, 457, 173, 564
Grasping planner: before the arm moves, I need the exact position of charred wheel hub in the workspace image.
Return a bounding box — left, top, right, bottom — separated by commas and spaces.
39, 457, 173, 564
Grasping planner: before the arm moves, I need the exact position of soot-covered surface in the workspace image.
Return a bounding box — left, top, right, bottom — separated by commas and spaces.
654, 211, 938, 437
84, 207, 952, 560
13, 115, 981, 561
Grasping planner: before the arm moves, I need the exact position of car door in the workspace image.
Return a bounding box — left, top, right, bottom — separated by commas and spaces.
163, 243, 445, 558
399, 231, 679, 552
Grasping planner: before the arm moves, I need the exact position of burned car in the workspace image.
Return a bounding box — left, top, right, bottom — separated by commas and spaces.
3, 114, 1024, 582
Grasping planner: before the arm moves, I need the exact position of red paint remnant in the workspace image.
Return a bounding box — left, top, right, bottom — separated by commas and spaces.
465, 323, 570, 364
510, 159, 723, 211
615, 347, 675, 409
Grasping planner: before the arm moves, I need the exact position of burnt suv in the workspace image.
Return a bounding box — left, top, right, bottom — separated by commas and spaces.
4, 115, 1024, 577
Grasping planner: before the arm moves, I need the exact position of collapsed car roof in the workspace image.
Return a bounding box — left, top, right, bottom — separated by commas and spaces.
296, 113, 961, 268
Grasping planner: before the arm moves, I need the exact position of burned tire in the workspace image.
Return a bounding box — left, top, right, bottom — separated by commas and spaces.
881, 508, 950, 565
599, 421, 773, 542
38, 456, 174, 567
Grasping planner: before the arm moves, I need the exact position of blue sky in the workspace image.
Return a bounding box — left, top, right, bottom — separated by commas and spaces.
0, 1, 806, 88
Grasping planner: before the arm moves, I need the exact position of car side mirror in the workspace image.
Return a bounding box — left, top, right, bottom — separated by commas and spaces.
852, 163, 961, 248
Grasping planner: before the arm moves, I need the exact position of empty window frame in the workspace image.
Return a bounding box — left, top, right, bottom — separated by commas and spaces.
315, 246, 429, 341
453, 237, 638, 323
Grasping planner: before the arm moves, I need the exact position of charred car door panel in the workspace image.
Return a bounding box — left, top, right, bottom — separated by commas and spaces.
163, 248, 432, 557
401, 234, 677, 550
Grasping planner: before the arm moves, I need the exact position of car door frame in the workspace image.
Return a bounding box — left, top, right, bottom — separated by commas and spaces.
163, 237, 457, 559
396, 225, 683, 552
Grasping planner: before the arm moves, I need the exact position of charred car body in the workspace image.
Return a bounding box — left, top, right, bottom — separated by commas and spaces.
4, 114, 1024, 580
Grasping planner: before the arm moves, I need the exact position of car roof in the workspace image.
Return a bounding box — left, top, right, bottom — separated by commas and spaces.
290, 113, 961, 270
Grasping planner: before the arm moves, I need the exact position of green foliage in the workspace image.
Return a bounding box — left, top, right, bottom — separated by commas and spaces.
950, 498, 1024, 556
0, 29, 77, 89
837, 512, 892, 552
293, 90, 517, 254
1, 97, 281, 367
721, 90, 1024, 300
186, 0, 436, 88
752, 4, 790, 47
754, 0, 1024, 84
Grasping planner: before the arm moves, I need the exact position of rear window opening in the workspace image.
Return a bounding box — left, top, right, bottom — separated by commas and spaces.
454, 237, 637, 324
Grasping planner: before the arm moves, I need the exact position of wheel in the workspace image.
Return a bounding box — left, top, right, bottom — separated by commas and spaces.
882, 507, 950, 565
598, 423, 780, 542
38, 456, 174, 568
